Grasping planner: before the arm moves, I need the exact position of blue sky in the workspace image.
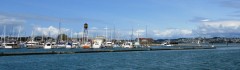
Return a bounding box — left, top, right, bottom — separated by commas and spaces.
1, 0, 240, 39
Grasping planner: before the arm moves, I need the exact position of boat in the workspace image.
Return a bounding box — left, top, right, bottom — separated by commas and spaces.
72, 42, 80, 48
66, 43, 72, 49
122, 42, 133, 48
2, 42, 19, 49
0, 42, 3, 48
25, 40, 41, 49
92, 36, 104, 48
81, 42, 91, 49
105, 42, 113, 48
55, 43, 66, 48
92, 40, 103, 48
44, 42, 54, 49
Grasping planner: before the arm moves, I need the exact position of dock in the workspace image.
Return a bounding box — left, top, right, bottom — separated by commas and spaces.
0, 46, 216, 56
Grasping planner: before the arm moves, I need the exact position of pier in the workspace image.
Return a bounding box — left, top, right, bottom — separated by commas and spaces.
0, 46, 216, 56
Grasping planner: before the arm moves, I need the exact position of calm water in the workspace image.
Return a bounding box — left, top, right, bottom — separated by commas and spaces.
0, 46, 240, 70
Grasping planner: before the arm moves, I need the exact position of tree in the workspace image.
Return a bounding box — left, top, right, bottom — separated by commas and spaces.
57, 34, 68, 41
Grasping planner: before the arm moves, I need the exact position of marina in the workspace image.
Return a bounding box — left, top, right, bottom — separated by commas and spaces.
1, 0, 240, 70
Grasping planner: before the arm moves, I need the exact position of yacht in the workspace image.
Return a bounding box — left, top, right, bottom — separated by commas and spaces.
134, 41, 142, 48
72, 42, 80, 48
105, 42, 113, 48
66, 42, 72, 49
54, 41, 66, 48
122, 42, 133, 48
92, 36, 104, 48
26, 40, 40, 49
92, 41, 103, 48
81, 42, 91, 49
44, 42, 54, 49
2, 42, 19, 49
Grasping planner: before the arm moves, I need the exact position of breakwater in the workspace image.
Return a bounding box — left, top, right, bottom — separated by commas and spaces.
0, 46, 216, 56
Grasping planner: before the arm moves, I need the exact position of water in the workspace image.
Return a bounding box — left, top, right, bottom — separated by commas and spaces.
0, 46, 240, 70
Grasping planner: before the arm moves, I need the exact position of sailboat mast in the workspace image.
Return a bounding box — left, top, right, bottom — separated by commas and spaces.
17, 26, 21, 42
131, 27, 133, 42
3, 25, 6, 43
113, 25, 116, 40
59, 20, 62, 42
146, 25, 148, 38
105, 26, 108, 41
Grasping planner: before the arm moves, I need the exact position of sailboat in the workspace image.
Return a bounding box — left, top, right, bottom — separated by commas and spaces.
26, 30, 40, 49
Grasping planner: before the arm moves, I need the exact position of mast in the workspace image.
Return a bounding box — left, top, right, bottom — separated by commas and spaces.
113, 25, 116, 40
3, 25, 6, 43
105, 26, 108, 41
110, 28, 112, 42
146, 25, 148, 38
58, 19, 62, 42
71, 30, 73, 40
17, 26, 21, 42
131, 26, 133, 42
145, 25, 148, 46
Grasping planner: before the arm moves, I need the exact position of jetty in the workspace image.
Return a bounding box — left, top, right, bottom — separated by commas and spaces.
0, 46, 216, 56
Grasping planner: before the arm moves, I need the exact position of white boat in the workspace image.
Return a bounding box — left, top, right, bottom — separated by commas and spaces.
72, 42, 80, 48
55, 44, 66, 48
92, 36, 104, 48
134, 41, 142, 48
2, 43, 12, 48
54, 41, 66, 48
1, 25, 19, 49
66, 42, 73, 49
26, 40, 40, 48
44, 42, 54, 49
105, 42, 113, 48
93, 41, 103, 48
2, 42, 19, 49
161, 42, 173, 46
113, 44, 121, 48
122, 42, 133, 48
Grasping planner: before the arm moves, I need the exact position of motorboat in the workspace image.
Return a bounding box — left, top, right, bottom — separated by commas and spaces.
2, 42, 19, 49
122, 42, 133, 48
105, 42, 113, 48
81, 42, 91, 49
92, 37, 104, 48
26, 40, 40, 49
44, 42, 54, 49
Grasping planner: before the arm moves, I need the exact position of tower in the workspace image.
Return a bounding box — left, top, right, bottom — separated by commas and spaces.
83, 23, 88, 43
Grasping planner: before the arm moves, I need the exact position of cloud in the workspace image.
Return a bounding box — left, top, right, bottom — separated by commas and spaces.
153, 29, 192, 38
0, 15, 25, 25
127, 29, 146, 37
0, 15, 25, 35
34, 26, 70, 37
189, 17, 209, 22
194, 20, 240, 37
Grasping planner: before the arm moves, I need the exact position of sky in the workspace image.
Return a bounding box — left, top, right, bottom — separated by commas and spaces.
1, 0, 240, 39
